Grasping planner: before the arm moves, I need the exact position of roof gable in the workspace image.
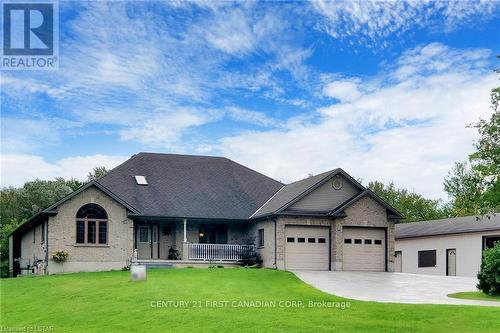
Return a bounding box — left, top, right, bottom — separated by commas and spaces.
252, 169, 371, 218
44, 181, 140, 214
251, 169, 403, 219
287, 174, 360, 213
250, 170, 336, 218
330, 189, 404, 219
10, 181, 138, 237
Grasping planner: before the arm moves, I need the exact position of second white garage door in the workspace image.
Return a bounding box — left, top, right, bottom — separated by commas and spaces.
285, 226, 329, 270
342, 227, 385, 271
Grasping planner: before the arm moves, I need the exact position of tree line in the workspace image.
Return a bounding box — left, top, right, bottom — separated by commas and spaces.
369, 86, 499, 221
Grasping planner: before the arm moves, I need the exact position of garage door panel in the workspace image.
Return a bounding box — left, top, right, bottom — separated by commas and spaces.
285, 226, 329, 270
343, 227, 385, 271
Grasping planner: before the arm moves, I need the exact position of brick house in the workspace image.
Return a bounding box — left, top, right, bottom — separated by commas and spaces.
9, 152, 402, 275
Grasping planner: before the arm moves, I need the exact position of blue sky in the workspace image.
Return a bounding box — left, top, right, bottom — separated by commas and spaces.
1, 1, 499, 200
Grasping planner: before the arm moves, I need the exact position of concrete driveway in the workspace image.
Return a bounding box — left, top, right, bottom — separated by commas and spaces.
293, 271, 500, 307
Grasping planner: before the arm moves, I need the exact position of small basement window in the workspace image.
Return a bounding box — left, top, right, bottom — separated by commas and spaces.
418, 250, 436, 267
134, 175, 148, 185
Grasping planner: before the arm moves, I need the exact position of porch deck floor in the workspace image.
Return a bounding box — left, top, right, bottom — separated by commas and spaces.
132, 259, 242, 268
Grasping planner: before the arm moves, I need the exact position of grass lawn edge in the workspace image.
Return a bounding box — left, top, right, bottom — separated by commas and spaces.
447, 291, 500, 302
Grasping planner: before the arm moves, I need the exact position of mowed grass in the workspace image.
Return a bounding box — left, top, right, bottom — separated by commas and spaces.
448, 291, 500, 302
1, 269, 500, 333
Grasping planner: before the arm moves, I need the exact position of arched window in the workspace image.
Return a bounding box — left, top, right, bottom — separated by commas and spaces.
76, 204, 108, 245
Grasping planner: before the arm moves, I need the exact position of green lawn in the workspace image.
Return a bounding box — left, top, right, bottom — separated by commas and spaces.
448, 291, 500, 302
1, 269, 500, 333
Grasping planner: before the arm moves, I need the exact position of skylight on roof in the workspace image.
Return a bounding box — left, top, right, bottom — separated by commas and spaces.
134, 175, 148, 185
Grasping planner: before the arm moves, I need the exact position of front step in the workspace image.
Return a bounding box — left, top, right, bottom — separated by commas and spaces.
133, 261, 174, 269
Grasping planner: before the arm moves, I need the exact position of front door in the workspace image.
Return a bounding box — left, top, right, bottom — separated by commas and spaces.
394, 251, 402, 272
136, 224, 159, 259
447, 249, 456, 276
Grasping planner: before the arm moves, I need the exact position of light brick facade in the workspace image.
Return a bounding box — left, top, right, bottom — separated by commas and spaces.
46, 186, 134, 274
14, 183, 396, 274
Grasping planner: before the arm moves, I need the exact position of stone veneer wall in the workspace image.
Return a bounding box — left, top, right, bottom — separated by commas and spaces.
333, 196, 395, 271
246, 219, 276, 268
46, 186, 134, 274
20, 222, 45, 273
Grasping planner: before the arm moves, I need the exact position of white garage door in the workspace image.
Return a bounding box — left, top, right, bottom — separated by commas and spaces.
342, 227, 385, 271
285, 226, 329, 270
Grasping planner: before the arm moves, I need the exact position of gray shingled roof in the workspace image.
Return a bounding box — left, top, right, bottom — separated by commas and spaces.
395, 214, 500, 239
96, 153, 284, 219
251, 169, 339, 218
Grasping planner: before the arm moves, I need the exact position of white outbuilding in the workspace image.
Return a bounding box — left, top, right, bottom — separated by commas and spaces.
395, 214, 500, 277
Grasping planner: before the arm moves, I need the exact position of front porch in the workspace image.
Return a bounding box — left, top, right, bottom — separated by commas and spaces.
131, 218, 255, 265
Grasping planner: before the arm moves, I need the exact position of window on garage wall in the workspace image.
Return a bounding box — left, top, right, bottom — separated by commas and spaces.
418, 250, 436, 267
483, 236, 500, 250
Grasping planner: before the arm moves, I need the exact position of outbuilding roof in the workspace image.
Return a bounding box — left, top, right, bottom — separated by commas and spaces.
395, 214, 500, 239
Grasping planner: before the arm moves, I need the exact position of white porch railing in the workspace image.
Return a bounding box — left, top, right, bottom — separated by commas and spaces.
186, 243, 254, 261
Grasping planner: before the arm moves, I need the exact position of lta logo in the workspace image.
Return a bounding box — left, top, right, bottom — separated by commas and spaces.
2, 1, 59, 70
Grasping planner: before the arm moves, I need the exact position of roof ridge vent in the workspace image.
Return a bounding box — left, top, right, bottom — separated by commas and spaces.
134, 175, 148, 185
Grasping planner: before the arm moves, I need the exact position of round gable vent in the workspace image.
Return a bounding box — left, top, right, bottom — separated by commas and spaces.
332, 176, 343, 190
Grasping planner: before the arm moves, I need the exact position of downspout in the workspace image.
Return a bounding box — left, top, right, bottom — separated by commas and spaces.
273, 218, 277, 268
44, 219, 49, 275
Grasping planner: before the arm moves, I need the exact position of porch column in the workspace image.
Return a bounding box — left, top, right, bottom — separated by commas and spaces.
182, 219, 188, 261
183, 219, 187, 242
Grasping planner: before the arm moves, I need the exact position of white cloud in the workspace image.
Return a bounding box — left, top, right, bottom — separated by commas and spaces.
0, 154, 128, 187
312, 1, 499, 46
226, 107, 279, 127
323, 79, 361, 102
1, 117, 82, 153
202, 8, 256, 56
0, 76, 66, 100
120, 108, 222, 148
218, 43, 498, 199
